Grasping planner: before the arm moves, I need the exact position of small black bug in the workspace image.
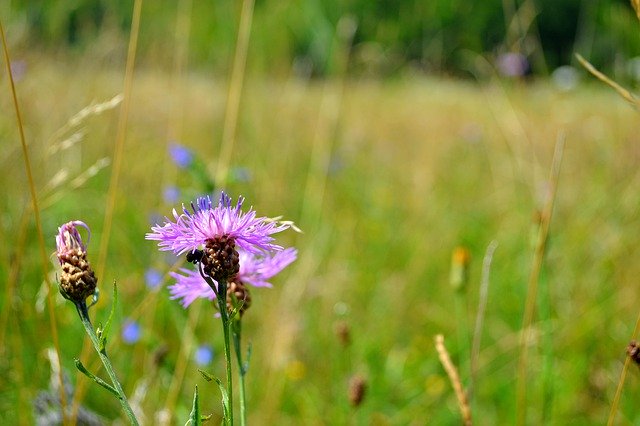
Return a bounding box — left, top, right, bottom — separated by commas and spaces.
186, 249, 204, 264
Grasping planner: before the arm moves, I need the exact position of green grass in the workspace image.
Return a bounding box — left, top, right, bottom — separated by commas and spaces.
2, 57, 640, 425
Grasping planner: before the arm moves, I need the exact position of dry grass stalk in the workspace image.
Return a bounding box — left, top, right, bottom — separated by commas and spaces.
631, 0, 640, 20
435, 334, 472, 426
575, 54, 639, 109
607, 310, 640, 426
72, 1, 144, 422
1, 17, 70, 425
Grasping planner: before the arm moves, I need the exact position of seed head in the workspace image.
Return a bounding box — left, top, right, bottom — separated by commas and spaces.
226, 278, 252, 316
201, 235, 240, 283
348, 374, 367, 407
627, 341, 640, 366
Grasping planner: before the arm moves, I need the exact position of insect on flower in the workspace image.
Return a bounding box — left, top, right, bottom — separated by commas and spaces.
186, 249, 205, 264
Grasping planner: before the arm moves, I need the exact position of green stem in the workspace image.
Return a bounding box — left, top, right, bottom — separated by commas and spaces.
232, 319, 247, 426
216, 280, 235, 426
75, 302, 139, 425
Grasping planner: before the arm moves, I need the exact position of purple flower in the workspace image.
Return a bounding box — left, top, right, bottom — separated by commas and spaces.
168, 248, 297, 308
55, 221, 97, 302
122, 320, 141, 344
496, 52, 529, 78
194, 345, 214, 366
146, 192, 289, 256
169, 143, 194, 169
55, 221, 91, 263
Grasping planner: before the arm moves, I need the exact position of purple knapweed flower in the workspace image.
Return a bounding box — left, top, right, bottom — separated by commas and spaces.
146, 192, 289, 256
55, 221, 97, 303
168, 248, 298, 308
168, 143, 194, 169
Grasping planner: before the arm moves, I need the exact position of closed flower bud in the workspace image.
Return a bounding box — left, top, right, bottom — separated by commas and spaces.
450, 247, 471, 292
226, 279, 251, 316
348, 374, 367, 407
55, 221, 97, 303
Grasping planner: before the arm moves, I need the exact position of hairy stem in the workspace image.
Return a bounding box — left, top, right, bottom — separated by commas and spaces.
75, 302, 139, 425
232, 319, 247, 426
216, 280, 235, 426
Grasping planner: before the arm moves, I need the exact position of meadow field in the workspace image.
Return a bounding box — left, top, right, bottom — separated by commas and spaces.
2, 16, 640, 426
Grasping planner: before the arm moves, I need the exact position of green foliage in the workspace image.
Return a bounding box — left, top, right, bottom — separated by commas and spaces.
3, 50, 640, 423
5, 0, 640, 76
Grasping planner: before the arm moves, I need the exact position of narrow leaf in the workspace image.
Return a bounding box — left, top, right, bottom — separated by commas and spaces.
198, 369, 230, 423
100, 282, 118, 351
244, 342, 253, 375
74, 358, 118, 397
185, 385, 202, 426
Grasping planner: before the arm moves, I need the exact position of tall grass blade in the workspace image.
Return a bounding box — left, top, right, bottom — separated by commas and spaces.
0, 17, 70, 425
515, 132, 565, 425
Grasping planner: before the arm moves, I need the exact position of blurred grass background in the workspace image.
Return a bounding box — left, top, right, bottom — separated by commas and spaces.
2, 0, 640, 425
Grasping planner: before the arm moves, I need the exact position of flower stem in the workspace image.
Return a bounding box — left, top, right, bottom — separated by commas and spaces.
232, 319, 247, 426
75, 302, 139, 425
216, 280, 235, 426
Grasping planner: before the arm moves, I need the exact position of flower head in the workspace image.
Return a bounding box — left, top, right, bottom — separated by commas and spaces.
55, 221, 97, 303
147, 192, 288, 255
168, 248, 297, 309
147, 192, 290, 282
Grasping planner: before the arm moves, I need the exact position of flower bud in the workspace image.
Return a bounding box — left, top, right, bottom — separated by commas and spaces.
450, 247, 471, 292
55, 221, 97, 303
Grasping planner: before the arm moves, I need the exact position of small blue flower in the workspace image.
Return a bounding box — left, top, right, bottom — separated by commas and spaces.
145, 268, 163, 290
194, 345, 214, 366
231, 167, 252, 183
122, 320, 141, 344
163, 186, 181, 204
169, 143, 194, 169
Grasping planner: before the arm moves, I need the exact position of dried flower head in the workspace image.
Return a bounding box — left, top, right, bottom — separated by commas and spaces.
168, 248, 298, 313
348, 374, 367, 407
55, 221, 97, 303
627, 341, 640, 366
335, 321, 351, 347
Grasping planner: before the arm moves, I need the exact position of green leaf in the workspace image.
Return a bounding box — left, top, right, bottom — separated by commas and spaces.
185, 385, 202, 426
198, 369, 230, 424
188, 158, 215, 193
74, 358, 118, 397
100, 282, 118, 351
244, 342, 253, 375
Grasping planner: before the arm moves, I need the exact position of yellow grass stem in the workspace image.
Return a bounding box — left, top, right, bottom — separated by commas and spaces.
515, 133, 565, 426
0, 18, 69, 425
72, 0, 143, 420
0, 210, 29, 355
435, 334, 473, 426
96, 0, 143, 288
575, 54, 639, 110
214, 0, 255, 188
259, 21, 355, 422
606, 309, 640, 426
469, 240, 498, 400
